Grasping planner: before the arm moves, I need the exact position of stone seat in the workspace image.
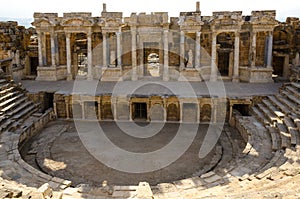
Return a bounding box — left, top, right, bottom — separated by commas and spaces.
0, 95, 27, 114
12, 103, 37, 121
7, 101, 33, 117
291, 82, 300, 90
285, 86, 300, 98
0, 83, 10, 91
268, 95, 290, 115
0, 86, 14, 96
262, 99, 285, 119
276, 123, 291, 149
0, 93, 24, 109
267, 126, 281, 151
257, 103, 280, 124
0, 79, 7, 84
281, 90, 300, 107
0, 119, 13, 132
0, 91, 18, 104
276, 95, 297, 113
251, 106, 269, 125
283, 117, 299, 146
289, 114, 300, 130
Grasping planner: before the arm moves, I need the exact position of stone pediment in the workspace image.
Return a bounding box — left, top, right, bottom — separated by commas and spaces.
251, 15, 278, 25
61, 18, 93, 26
103, 17, 122, 27
32, 18, 54, 27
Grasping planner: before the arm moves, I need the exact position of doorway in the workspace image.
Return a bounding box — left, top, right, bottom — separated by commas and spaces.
30, 57, 38, 75
133, 103, 147, 120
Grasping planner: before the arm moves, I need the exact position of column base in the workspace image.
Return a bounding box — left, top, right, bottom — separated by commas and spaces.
67, 73, 73, 81
232, 76, 240, 82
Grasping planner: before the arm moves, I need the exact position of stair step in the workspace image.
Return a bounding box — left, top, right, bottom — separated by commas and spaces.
283, 117, 299, 146
257, 103, 279, 124
276, 123, 291, 149
251, 106, 269, 125
276, 95, 297, 112
281, 90, 300, 106
262, 99, 285, 118
268, 95, 290, 115
291, 82, 300, 90
267, 126, 281, 151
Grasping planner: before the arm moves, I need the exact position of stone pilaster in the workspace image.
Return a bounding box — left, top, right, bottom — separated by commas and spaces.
210, 32, 217, 81
66, 33, 72, 80
233, 32, 240, 82
180, 31, 185, 71
87, 31, 93, 80
163, 30, 169, 81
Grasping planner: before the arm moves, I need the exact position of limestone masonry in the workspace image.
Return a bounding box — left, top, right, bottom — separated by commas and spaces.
1, 2, 300, 199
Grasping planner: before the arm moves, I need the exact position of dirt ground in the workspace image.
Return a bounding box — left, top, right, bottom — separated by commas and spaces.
21, 120, 233, 186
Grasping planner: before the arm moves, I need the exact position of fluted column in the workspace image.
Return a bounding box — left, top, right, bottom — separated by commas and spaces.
87, 31, 93, 80
210, 32, 217, 81
180, 31, 185, 71
116, 30, 122, 68
250, 31, 257, 67
37, 31, 43, 67
163, 29, 169, 81
50, 31, 56, 67
66, 33, 72, 80
195, 31, 201, 68
233, 32, 240, 82
131, 29, 137, 81
267, 31, 273, 68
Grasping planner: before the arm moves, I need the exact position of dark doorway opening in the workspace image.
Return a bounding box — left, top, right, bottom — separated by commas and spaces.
134, 103, 147, 120
43, 92, 54, 112
218, 51, 230, 76
233, 104, 250, 116
30, 57, 38, 75
273, 56, 284, 77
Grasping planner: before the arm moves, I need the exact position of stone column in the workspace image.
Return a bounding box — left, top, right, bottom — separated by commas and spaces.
210, 32, 217, 81
180, 101, 183, 123
87, 31, 93, 80
55, 33, 59, 66
250, 31, 257, 67
81, 102, 85, 119
97, 97, 101, 120
42, 33, 47, 66
66, 33, 72, 80
116, 30, 122, 68
267, 31, 273, 68
180, 31, 185, 71
195, 31, 201, 68
233, 32, 240, 82
131, 29, 138, 80
102, 32, 107, 67
50, 31, 56, 67
65, 98, 70, 119
295, 52, 300, 66
38, 31, 43, 67
163, 30, 169, 81
139, 35, 144, 77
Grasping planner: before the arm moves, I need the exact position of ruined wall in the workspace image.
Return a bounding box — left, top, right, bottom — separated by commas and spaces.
0, 22, 34, 80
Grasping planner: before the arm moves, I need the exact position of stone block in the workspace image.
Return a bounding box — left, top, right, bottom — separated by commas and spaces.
37, 183, 53, 198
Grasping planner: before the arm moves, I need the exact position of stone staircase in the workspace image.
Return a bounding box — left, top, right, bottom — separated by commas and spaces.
0, 76, 72, 198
